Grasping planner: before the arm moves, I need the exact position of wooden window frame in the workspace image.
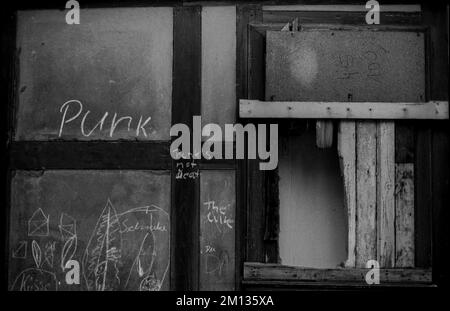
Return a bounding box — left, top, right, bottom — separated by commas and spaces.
237, 3, 448, 290
2, 3, 242, 291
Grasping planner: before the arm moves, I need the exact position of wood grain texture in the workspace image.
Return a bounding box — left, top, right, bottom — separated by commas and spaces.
316, 120, 333, 148
244, 262, 432, 284
414, 126, 432, 268
356, 121, 377, 268
240, 100, 449, 119
337, 121, 356, 268
376, 122, 395, 268
395, 163, 415, 268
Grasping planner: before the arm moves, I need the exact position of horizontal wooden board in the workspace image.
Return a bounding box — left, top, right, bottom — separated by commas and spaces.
240, 100, 449, 119
244, 262, 432, 284
9, 141, 171, 169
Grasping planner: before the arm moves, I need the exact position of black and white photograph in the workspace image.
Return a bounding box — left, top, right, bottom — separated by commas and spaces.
1, 0, 448, 308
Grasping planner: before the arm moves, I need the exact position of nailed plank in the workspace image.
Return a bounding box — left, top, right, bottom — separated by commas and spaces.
262, 5, 422, 12
240, 100, 449, 120
356, 121, 377, 268
244, 262, 432, 284
395, 163, 415, 268
376, 122, 396, 267
337, 121, 356, 268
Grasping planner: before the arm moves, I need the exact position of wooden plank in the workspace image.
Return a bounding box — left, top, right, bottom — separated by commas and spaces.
356, 121, 377, 268
395, 163, 415, 268
262, 5, 422, 12
9, 141, 171, 170
262, 11, 422, 26
241, 5, 265, 264
376, 122, 395, 267
424, 3, 449, 286
240, 100, 449, 120
244, 262, 432, 284
316, 120, 333, 148
337, 121, 356, 268
395, 121, 415, 163
415, 126, 432, 268
171, 6, 201, 291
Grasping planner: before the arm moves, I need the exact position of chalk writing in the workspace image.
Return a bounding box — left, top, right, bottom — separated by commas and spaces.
204, 201, 234, 233
11, 241, 58, 291
58, 100, 153, 139
175, 161, 200, 180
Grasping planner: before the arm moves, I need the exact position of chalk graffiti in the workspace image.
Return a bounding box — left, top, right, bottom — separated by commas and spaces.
12, 241, 27, 259
82, 199, 122, 291
11, 241, 58, 291
28, 208, 49, 237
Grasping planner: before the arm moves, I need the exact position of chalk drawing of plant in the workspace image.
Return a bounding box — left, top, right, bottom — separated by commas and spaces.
82, 199, 122, 291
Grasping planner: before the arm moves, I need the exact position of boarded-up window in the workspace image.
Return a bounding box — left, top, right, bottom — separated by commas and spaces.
267, 29, 425, 269
15, 8, 173, 140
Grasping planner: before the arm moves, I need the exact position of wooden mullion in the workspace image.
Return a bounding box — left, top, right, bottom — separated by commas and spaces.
171, 5, 201, 291
2, 8, 17, 291
240, 5, 265, 264
9, 141, 171, 170
424, 2, 449, 286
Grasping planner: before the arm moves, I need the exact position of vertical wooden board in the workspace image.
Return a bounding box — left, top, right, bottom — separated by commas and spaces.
395, 163, 415, 267
415, 127, 432, 268
337, 121, 356, 268
240, 5, 264, 263
316, 120, 334, 149
172, 6, 201, 291
377, 122, 395, 268
200, 170, 236, 290
356, 121, 377, 268
201, 6, 236, 131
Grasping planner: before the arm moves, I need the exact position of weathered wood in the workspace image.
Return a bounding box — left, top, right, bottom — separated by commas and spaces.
262, 5, 422, 12
240, 100, 449, 120
356, 121, 377, 268
395, 163, 415, 268
316, 120, 333, 148
171, 6, 201, 291
395, 121, 415, 163
240, 5, 265, 264
9, 141, 171, 170
376, 122, 395, 267
244, 262, 432, 284
415, 126, 432, 268
337, 121, 356, 268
